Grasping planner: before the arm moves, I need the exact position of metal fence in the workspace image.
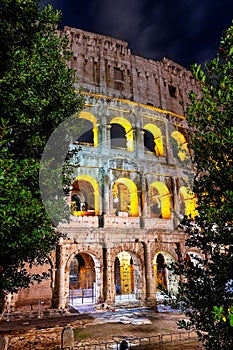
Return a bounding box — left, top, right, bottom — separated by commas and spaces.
0, 293, 156, 322
60, 331, 200, 350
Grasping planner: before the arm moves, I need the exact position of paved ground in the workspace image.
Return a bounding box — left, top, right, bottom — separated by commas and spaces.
0, 306, 202, 349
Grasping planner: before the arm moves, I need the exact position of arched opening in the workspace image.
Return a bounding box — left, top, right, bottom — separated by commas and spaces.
114, 251, 142, 303
75, 111, 98, 147
110, 124, 127, 149
155, 253, 167, 291
114, 252, 134, 296
76, 119, 94, 145
149, 182, 171, 219
144, 129, 155, 153
143, 123, 164, 156
171, 131, 189, 161
112, 178, 139, 217
153, 252, 178, 295
179, 186, 197, 218
110, 117, 134, 152
69, 253, 96, 305
71, 175, 99, 216
114, 257, 121, 295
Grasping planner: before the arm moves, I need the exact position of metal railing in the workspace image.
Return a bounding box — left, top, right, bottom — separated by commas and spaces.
60, 331, 199, 350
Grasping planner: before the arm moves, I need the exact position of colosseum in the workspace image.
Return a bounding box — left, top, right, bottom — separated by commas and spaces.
13, 27, 202, 311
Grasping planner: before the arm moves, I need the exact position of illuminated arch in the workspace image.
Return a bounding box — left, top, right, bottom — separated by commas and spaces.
149, 182, 171, 219
72, 174, 99, 216
143, 123, 164, 156
171, 131, 189, 161
153, 251, 178, 295
67, 251, 101, 305
79, 111, 98, 147
113, 178, 138, 217
115, 251, 134, 295
110, 117, 134, 152
179, 186, 197, 218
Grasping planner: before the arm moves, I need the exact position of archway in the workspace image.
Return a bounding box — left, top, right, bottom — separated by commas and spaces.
144, 129, 155, 153
71, 175, 99, 216
171, 131, 189, 161
179, 186, 197, 218
149, 182, 171, 219
143, 123, 164, 156
114, 251, 142, 302
112, 178, 139, 217
110, 124, 127, 149
153, 252, 178, 295
76, 119, 94, 145
110, 117, 134, 152
69, 253, 98, 305
75, 111, 98, 147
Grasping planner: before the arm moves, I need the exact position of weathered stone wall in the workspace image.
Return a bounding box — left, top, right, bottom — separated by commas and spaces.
11, 27, 201, 310
63, 26, 199, 115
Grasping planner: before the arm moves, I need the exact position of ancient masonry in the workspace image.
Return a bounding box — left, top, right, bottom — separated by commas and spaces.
13, 27, 201, 309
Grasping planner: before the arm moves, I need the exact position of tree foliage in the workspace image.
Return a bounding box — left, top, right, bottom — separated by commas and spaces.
0, 0, 83, 302
174, 22, 233, 349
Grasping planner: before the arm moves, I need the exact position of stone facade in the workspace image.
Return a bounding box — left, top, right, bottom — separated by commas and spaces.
64, 26, 199, 116
12, 27, 202, 310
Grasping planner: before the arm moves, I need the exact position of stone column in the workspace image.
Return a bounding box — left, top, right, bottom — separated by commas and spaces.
99, 49, 107, 94
98, 167, 105, 227
54, 241, 67, 309
172, 177, 180, 228
143, 241, 157, 307
139, 172, 145, 229
103, 246, 115, 305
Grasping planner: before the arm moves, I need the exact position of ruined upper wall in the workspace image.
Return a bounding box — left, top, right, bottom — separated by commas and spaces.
63, 26, 199, 116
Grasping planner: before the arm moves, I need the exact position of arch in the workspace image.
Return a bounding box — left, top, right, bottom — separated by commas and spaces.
110, 124, 127, 149
153, 251, 178, 295
78, 111, 98, 147
110, 117, 134, 152
68, 252, 101, 305
143, 123, 164, 156
143, 129, 155, 153
112, 178, 139, 217
72, 175, 99, 216
114, 251, 143, 301
179, 186, 197, 218
114, 252, 134, 295
149, 182, 171, 219
171, 131, 189, 161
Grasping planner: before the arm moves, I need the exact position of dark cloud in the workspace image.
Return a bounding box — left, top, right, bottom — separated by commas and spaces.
40, 0, 233, 68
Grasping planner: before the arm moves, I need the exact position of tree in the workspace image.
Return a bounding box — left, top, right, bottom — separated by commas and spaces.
0, 0, 83, 306
174, 22, 233, 349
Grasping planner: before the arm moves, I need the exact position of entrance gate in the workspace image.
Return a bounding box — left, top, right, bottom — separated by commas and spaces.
69, 253, 96, 305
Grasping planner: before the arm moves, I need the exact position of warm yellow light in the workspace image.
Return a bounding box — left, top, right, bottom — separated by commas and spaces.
79, 111, 98, 147
144, 123, 164, 156
149, 182, 171, 219
110, 117, 134, 152
179, 186, 197, 218
171, 131, 189, 161
117, 252, 134, 294
72, 174, 99, 216
114, 178, 139, 217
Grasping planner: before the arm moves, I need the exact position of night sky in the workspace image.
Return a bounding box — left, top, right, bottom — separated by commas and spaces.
41, 0, 233, 69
